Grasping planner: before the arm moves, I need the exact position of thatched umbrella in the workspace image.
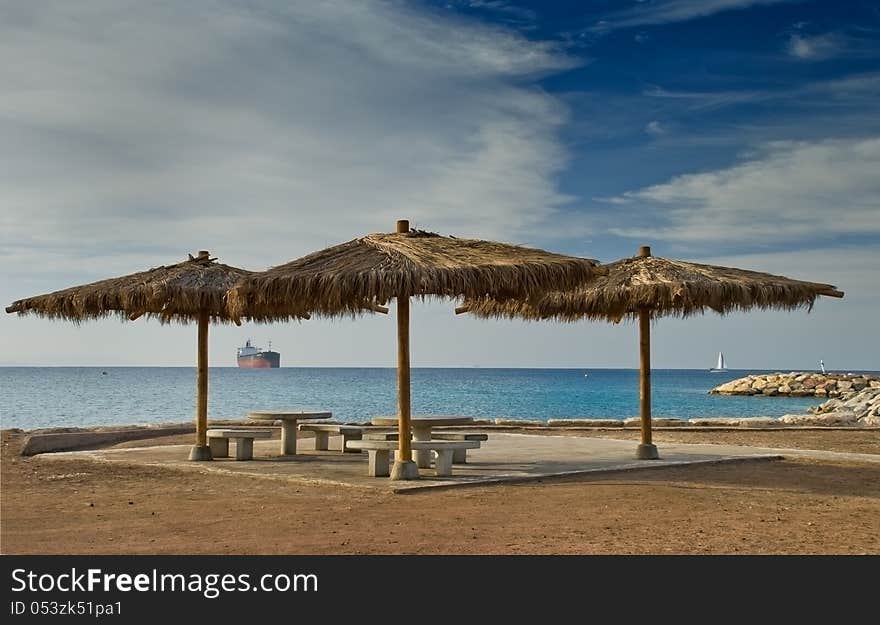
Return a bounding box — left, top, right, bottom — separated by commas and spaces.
228, 219, 602, 480
460, 245, 844, 459
5, 250, 273, 461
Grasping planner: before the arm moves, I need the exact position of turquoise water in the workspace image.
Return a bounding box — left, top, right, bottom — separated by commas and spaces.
0, 367, 855, 430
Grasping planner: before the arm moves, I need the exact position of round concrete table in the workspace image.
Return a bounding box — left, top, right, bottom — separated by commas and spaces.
248, 409, 332, 455
370, 415, 474, 468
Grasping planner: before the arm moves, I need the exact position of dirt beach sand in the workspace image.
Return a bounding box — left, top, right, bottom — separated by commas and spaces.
2, 427, 878, 555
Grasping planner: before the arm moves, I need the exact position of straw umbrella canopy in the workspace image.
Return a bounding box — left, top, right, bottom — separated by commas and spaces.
228, 219, 602, 480
460, 245, 844, 459
5, 250, 272, 461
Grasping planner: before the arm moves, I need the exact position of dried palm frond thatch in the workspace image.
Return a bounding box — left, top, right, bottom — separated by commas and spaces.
227, 220, 602, 480
228, 228, 602, 320
6, 252, 258, 325
463, 250, 844, 322
5, 250, 278, 462
458, 246, 844, 463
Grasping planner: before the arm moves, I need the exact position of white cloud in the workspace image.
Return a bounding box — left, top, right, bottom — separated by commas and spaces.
645, 121, 668, 136
642, 84, 766, 110
787, 33, 845, 60
608, 137, 880, 243
640, 72, 880, 117
0, 0, 581, 281
464, 1, 537, 22
592, 0, 793, 32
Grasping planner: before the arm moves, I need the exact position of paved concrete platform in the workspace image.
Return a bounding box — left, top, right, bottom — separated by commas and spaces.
36, 433, 878, 493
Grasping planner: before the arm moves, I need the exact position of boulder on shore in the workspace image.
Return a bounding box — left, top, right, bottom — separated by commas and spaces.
808, 386, 880, 426
709, 372, 880, 401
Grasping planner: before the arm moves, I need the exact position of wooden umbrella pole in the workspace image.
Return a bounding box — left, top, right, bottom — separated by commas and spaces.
636, 246, 659, 460
391, 219, 419, 479
397, 295, 412, 458
189, 309, 212, 460
197, 310, 209, 446
638, 307, 652, 444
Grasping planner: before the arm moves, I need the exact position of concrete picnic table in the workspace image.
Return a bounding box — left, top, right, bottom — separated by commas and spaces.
247, 409, 332, 455
370, 415, 474, 468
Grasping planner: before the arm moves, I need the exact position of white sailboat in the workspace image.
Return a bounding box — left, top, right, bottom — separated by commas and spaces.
709, 351, 728, 372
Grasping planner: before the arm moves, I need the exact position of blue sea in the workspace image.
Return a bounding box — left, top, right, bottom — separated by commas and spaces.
1, 367, 864, 431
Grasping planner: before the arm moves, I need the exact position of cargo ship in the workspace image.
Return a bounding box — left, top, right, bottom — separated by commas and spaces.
236, 339, 280, 368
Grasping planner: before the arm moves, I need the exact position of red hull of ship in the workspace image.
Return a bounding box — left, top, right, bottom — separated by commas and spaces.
238, 358, 274, 369
237, 351, 280, 368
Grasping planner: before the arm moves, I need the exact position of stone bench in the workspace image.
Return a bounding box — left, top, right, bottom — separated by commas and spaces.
297, 423, 370, 453
345, 440, 480, 477
207, 428, 274, 460
363, 431, 488, 463
363, 431, 400, 441
431, 432, 489, 463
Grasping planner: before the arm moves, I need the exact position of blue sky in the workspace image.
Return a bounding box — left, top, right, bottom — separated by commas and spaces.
1, 0, 878, 369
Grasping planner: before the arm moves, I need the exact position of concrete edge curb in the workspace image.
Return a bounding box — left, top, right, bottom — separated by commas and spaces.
388, 454, 785, 493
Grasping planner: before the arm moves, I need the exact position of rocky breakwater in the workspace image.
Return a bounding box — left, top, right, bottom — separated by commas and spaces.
710, 372, 880, 426
792, 386, 880, 426
709, 372, 880, 399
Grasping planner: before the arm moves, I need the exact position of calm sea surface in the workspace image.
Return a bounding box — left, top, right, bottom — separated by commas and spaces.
3, 367, 869, 430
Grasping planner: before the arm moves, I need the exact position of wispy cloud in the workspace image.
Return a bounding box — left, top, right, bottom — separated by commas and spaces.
591, 0, 795, 32
803, 71, 880, 95
0, 0, 583, 279
643, 71, 880, 112
464, 1, 537, 23
645, 120, 668, 136
787, 33, 846, 60
643, 84, 767, 110
607, 137, 880, 244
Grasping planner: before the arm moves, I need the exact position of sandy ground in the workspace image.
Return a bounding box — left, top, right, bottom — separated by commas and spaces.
1, 428, 878, 555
